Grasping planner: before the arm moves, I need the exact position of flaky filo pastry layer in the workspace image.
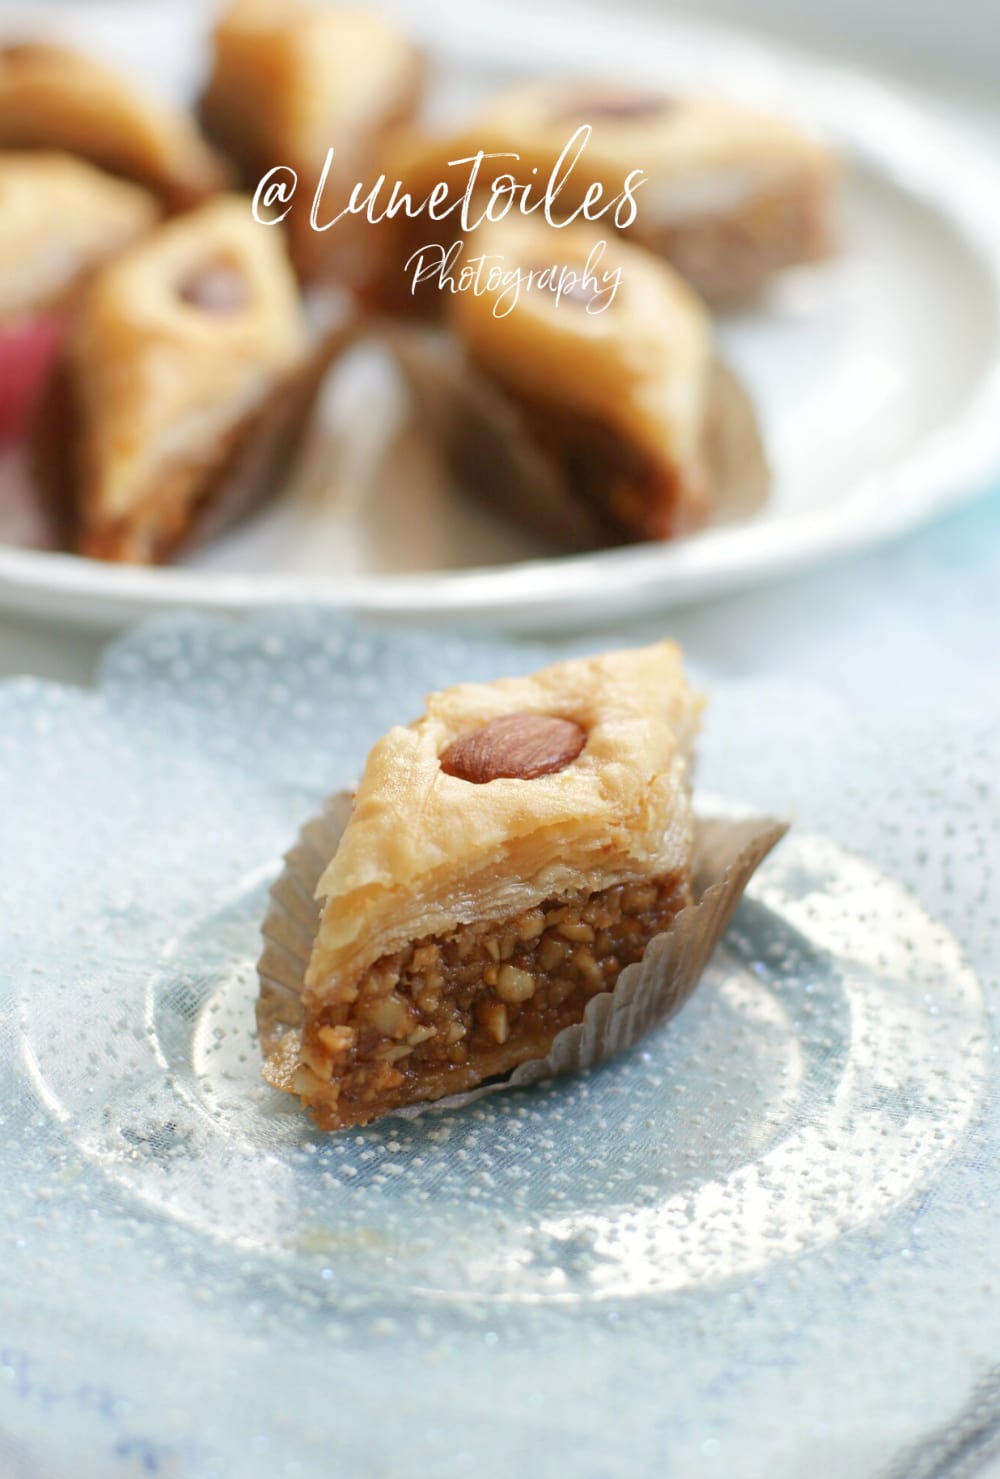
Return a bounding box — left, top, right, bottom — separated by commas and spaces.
304, 640, 703, 1007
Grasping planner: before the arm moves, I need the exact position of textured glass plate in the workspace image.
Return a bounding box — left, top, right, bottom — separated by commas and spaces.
2, 0, 1000, 630
16, 827, 984, 1306
0, 611, 996, 1479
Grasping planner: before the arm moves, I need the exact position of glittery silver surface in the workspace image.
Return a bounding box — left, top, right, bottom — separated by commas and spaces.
0, 610, 996, 1479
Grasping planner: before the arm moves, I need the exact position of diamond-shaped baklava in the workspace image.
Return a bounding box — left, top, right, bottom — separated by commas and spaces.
201, 0, 424, 283
472, 81, 835, 304
0, 42, 227, 209
34, 194, 310, 563
369, 79, 834, 311
425, 215, 763, 545
261, 640, 702, 1129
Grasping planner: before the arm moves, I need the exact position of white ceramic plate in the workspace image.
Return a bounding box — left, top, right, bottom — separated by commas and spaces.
2, 0, 1000, 631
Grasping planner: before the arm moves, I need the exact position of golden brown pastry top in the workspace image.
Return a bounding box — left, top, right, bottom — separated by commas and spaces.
447, 214, 714, 476
0, 41, 227, 207
66, 194, 307, 522
204, 0, 423, 176
0, 150, 158, 322
305, 641, 703, 998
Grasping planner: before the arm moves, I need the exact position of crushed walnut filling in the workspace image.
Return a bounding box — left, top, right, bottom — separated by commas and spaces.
301, 870, 691, 1128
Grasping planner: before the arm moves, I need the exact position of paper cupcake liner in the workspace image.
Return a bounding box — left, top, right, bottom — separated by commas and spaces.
257, 792, 787, 1123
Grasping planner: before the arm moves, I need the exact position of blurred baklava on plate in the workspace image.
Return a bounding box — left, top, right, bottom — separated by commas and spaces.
370, 79, 834, 311
201, 0, 424, 284
393, 216, 769, 549
34, 195, 313, 563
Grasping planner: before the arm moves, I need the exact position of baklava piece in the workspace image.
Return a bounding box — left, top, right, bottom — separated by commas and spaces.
475, 81, 835, 305
0, 41, 227, 209
0, 151, 157, 322
261, 640, 702, 1129
434, 216, 763, 546
201, 0, 424, 283
0, 151, 157, 442
34, 195, 311, 563
371, 81, 834, 311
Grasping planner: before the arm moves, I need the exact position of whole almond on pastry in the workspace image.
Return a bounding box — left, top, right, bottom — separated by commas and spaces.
439, 712, 586, 783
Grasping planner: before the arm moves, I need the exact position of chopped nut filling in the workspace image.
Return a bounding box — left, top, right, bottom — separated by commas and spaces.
300, 869, 691, 1128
